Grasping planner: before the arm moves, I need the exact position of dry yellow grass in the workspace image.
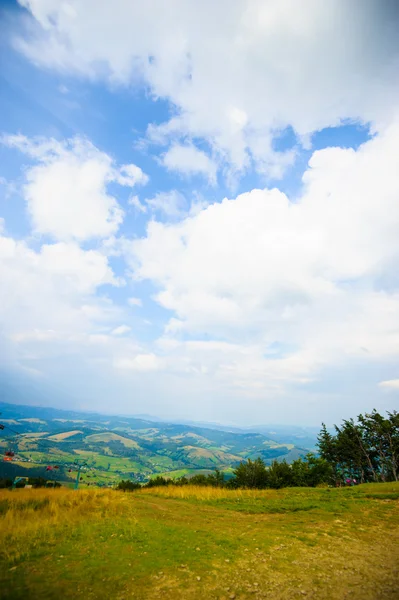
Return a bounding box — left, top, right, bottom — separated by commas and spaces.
85, 432, 140, 448
0, 488, 136, 565
48, 430, 83, 441
139, 484, 281, 501
1, 484, 398, 599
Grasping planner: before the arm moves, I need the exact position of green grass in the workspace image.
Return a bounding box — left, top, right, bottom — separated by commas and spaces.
74, 449, 144, 470
155, 468, 214, 479
0, 483, 398, 599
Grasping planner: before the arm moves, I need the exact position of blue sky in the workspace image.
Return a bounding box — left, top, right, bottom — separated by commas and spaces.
0, 0, 398, 425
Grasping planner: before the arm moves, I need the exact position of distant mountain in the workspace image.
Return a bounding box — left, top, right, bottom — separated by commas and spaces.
0, 402, 310, 485
131, 414, 321, 450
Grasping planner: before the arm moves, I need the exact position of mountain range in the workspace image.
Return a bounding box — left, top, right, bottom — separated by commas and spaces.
0, 402, 313, 485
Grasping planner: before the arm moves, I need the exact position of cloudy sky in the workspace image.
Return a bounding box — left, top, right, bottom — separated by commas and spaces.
0, 0, 399, 425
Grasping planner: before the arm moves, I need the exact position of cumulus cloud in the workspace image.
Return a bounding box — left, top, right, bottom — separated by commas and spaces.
114, 163, 148, 187
125, 118, 399, 389
2, 1, 399, 421
114, 353, 163, 372
2, 134, 147, 241
144, 190, 187, 218
162, 144, 217, 184
111, 325, 131, 336
128, 297, 142, 307
0, 233, 121, 344
128, 195, 147, 213
379, 380, 399, 390
0, 227, 156, 386
12, 0, 399, 178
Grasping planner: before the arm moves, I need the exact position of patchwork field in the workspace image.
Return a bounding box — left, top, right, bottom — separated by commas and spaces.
0, 482, 398, 599
0, 402, 311, 485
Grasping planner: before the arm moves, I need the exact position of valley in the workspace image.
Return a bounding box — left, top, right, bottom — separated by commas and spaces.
0, 403, 308, 486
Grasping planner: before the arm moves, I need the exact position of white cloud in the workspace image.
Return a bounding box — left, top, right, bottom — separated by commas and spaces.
1, 134, 147, 241
114, 163, 148, 187
0, 233, 121, 343
145, 190, 187, 218
0, 228, 153, 386
128, 297, 142, 307
379, 379, 399, 390
0, 176, 17, 199
111, 325, 131, 336
114, 353, 163, 372
125, 118, 399, 389
128, 195, 147, 213
162, 144, 217, 184
2, 1, 399, 422
13, 0, 399, 177
129, 191, 190, 218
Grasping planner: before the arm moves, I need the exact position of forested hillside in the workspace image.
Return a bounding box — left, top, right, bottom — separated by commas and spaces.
0, 402, 307, 485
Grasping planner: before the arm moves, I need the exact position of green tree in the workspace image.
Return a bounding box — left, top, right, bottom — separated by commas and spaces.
189, 474, 209, 486
334, 420, 373, 483
267, 460, 293, 489
358, 410, 399, 481
145, 476, 170, 488
213, 468, 225, 487
116, 479, 141, 491
317, 423, 341, 484
387, 411, 399, 481
232, 458, 268, 488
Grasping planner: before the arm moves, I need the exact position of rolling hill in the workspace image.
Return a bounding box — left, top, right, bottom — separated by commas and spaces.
0, 402, 309, 485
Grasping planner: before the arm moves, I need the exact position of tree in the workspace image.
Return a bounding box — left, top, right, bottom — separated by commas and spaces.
144, 476, 170, 488
317, 410, 397, 484
317, 423, 340, 484
189, 474, 209, 486
213, 468, 225, 487
232, 458, 268, 488
291, 454, 332, 487
386, 411, 399, 481
358, 410, 399, 481
334, 419, 375, 483
190, 470, 226, 487
117, 480, 141, 491
267, 460, 293, 489
358, 411, 389, 481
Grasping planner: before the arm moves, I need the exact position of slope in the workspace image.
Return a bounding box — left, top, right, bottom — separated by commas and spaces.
0, 483, 398, 599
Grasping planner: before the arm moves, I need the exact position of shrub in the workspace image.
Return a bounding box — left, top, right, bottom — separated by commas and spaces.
116, 480, 141, 491
144, 476, 170, 488
232, 458, 268, 489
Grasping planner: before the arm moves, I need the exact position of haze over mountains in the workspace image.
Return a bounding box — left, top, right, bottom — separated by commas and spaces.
0, 401, 311, 484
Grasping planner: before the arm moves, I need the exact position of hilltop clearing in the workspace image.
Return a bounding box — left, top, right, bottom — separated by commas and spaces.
0, 482, 398, 599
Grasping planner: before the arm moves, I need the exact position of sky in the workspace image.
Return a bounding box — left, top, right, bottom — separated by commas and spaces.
0, 0, 399, 426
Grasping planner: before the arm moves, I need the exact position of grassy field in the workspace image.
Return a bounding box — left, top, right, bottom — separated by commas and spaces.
0, 483, 398, 599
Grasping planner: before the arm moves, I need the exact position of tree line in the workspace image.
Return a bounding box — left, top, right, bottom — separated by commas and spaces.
117, 409, 399, 490
117, 454, 332, 490
0, 476, 62, 489
317, 409, 398, 484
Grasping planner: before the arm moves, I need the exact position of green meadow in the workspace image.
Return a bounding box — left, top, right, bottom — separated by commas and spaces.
0, 482, 398, 599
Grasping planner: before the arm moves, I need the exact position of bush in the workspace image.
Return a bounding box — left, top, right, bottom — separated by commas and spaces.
267, 460, 293, 489
0, 479, 12, 489
144, 476, 170, 488
187, 470, 225, 487
290, 454, 333, 487
116, 480, 141, 491
232, 458, 268, 489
